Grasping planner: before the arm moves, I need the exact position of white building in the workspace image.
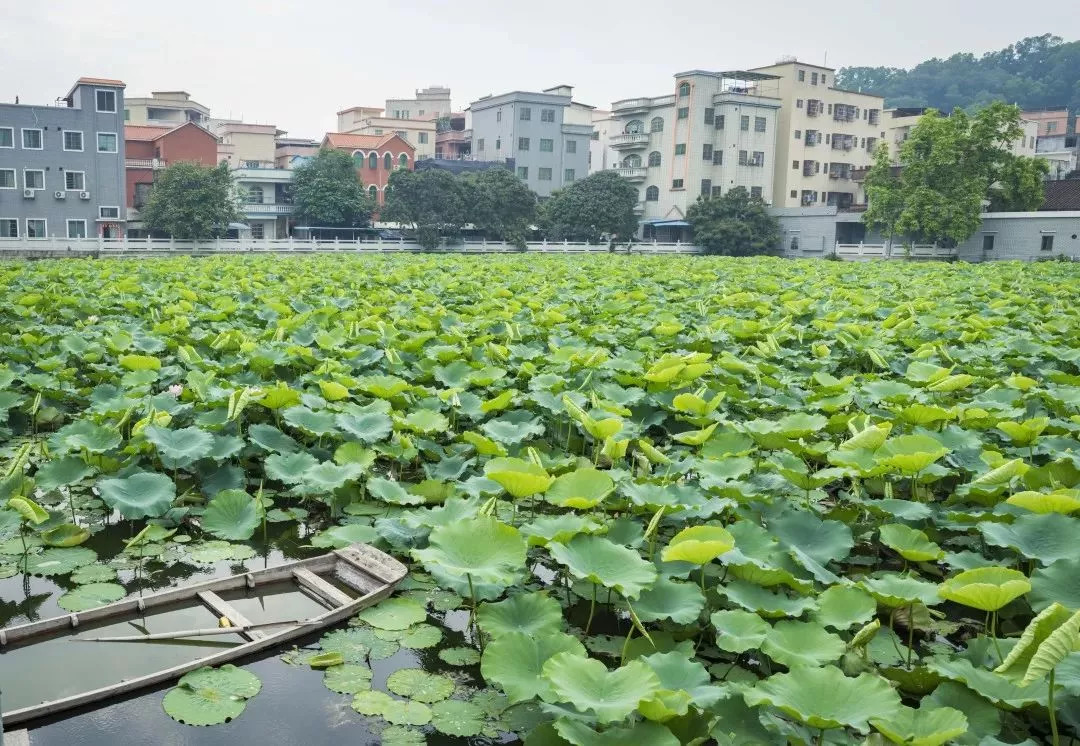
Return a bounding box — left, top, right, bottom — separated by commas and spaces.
589, 110, 617, 174
124, 91, 209, 127
609, 70, 781, 240
886, 108, 1040, 160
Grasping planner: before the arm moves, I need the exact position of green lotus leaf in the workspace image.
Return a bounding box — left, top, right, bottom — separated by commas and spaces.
541, 653, 661, 724
638, 689, 693, 723
310, 522, 379, 549
709, 609, 771, 656
34, 457, 95, 491
143, 425, 215, 469
959, 457, 1030, 498
874, 435, 949, 475
997, 417, 1049, 446
860, 572, 941, 608
49, 420, 122, 454
202, 489, 259, 541
23, 546, 97, 576
162, 664, 261, 726
547, 534, 657, 599
761, 620, 846, 668
411, 516, 527, 600
265, 452, 320, 485
1005, 490, 1080, 515
632, 575, 705, 624
7, 496, 48, 525
926, 656, 1046, 708
477, 592, 564, 638
485, 457, 554, 498
438, 646, 480, 666
672, 422, 718, 446
640, 650, 726, 709
552, 719, 680, 746
995, 602, 1073, 682
812, 584, 878, 630
282, 406, 339, 436
367, 477, 425, 506
247, 424, 300, 453
660, 525, 735, 565
939, 567, 1030, 612
481, 413, 545, 445
336, 411, 393, 443
353, 597, 427, 630
351, 689, 395, 716
70, 563, 118, 584
978, 514, 1080, 565
743, 666, 902, 732
307, 651, 344, 669
879, 524, 944, 562
871, 703, 969, 746
544, 468, 613, 508
57, 581, 126, 611
97, 472, 176, 520
521, 513, 606, 546
319, 628, 374, 663
379, 726, 426, 746
293, 462, 364, 496
769, 510, 854, 565
481, 630, 587, 703
386, 668, 455, 702
322, 663, 373, 694
382, 699, 432, 726
185, 540, 241, 565
431, 698, 485, 737
402, 409, 449, 434
718, 579, 817, 618
41, 523, 91, 547
1031, 559, 1080, 612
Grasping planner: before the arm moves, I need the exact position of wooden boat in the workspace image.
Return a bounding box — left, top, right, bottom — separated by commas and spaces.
0, 544, 407, 727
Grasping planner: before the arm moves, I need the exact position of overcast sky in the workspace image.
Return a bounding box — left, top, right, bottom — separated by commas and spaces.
2, 0, 1077, 138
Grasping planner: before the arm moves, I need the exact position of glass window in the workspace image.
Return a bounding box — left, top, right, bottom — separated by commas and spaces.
648, 151, 661, 167
565, 169, 576, 182
790, 190, 798, 198
65, 171, 85, 190
24, 170, 44, 189
677, 107, 689, 120
0, 169, 14, 188
518, 137, 530, 151
625, 120, 644, 134
418, 132, 428, 144
797, 99, 803, 108
811, 72, 818, 85
539, 167, 552, 181
678, 82, 690, 96
0, 127, 12, 147
566, 139, 577, 153
755, 117, 767, 132
477, 138, 485, 152
674, 144, 686, 155
63, 131, 83, 151
22, 129, 42, 149
798, 70, 806, 82
0, 218, 17, 237
715, 115, 725, 130
701, 178, 711, 197
702, 144, 713, 160
704, 108, 714, 125
738, 150, 748, 165
399, 154, 408, 168
982, 234, 995, 251
247, 186, 263, 204
369, 153, 378, 169
369, 185, 378, 201
497, 110, 502, 122
793, 160, 799, 169
540, 139, 553, 152
1041, 235, 1055, 251
622, 154, 642, 168
672, 179, 684, 189
99, 206, 120, 218
753, 151, 765, 166
645, 186, 659, 201
650, 117, 664, 132
97, 132, 118, 153
27, 219, 47, 238
541, 108, 556, 122
384, 153, 392, 169
517, 166, 528, 179
740, 116, 749, 131
519, 107, 531, 121
713, 150, 723, 165
353, 151, 365, 166
96, 89, 117, 112
250, 223, 264, 239
495, 138, 501, 150
795, 130, 802, 139
751, 186, 763, 199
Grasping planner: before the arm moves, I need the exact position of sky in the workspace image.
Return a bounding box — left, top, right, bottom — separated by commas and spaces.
2, 0, 1077, 139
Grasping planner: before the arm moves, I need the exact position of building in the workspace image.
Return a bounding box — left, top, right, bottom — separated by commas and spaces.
385, 87, 452, 122
886, 107, 1039, 159
468, 85, 593, 198
322, 132, 415, 207
609, 71, 782, 240
588, 110, 616, 174
234, 167, 295, 239
748, 60, 884, 209
274, 137, 319, 169
124, 91, 209, 127
336, 107, 437, 160
124, 122, 218, 225
212, 120, 281, 169
1023, 108, 1070, 138
435, 113, 471, 160
0, 77, 127, 239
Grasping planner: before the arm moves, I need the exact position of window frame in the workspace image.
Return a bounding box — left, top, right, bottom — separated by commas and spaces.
23, 168, 45, 190
384, 152, 392, 170
398, 153, 408, 168
541, 108, 556, 123
22, 128, 43, 150
0, 218, 18, 238
0, 127, 12, 148
477, 138, 485, 152
702, 143, 713, 161
0, 168, 15, 189
645, 185, 660, 202
519, 107, 532, 121
678, 82, 690, 97
754, 116, 767, 133
1041, 234, 1055, 251
750, 186, 763, 200
250, 223, 264, 239
96, 131, 118, 153
65, 170, 86, 191
650, 117, 664, 133
566, 139, 577, 154
538, 167, 553, 181
648, 151, 662, 167
539, 138, 554, 152
66, 219, 87, 239
95, 89, 118, 113
674, 144, 686, 155
63, 130, 84, 152
98, 206, 121, 219
418, 132, 428, 144
25, 218, 47, 239
369, 152, 378, 169
518, 137, 530, 151
982, 234, 995, 251
672, 178, 684, 189
740, 116, 750, 131
564, 168, 575, 182
677, 107, 689, 120
516, 166, 528, 179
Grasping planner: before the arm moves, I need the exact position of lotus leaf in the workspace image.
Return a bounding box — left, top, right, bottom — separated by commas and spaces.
40, 523, 91, 547
23, 546, 97, 576
386, 668, 455, 702
162, 665, 261, 726
547, 534, 657, 599
875, 435, 949, 475
552, 719, 680, 746
871, 704, 969, 746
1005, 490, 1080, 515
430, 699, 485, 737
482, 630, 587, 703
861, 573, 942, 608
97, 472, 176, 519
438, 646, 481, 666
926, 656, 1046, 708
939, 567, 1031, 612
351, 689, 396, 716
978, 514, 1080, 565
143, 425, 215, 469
477, 592, 564, 638
7, 497, 48, 525
813, 584, 878, 630
743, 666, 902, 732
336, 411, 393, 443
282, 406, 338, 436
660, 524, 735, 565
310, 522, 379, 549
640, 651, 726, 709
761, 620, 846, 668
353, 597, 427, 630
544, 468, 613, 508
34, 457, 94, 491
711, 609, 771, 653
367, 477, 425, 506
632, 575, 705, 624
49, 420, 122, 454
411, 516, 527, 600
379, 726, 426, 746
718, 579, 817, 618
382, 699, 432, 726
521, 513, 606, 546
484, 457, 554, 498
247, 424, 300, 453
540, 653, 661, 724
879, 524, 944, 562
202, 490, 259, 541
70, 563, 117, 584
398, 623, 442, 649
57, 581, 126, 611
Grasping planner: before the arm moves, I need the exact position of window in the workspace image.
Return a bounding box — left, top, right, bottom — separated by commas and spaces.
650, 117, 664, 132
418, 132, 428, 144
478, 138, 485, 152
648, 151, 661, 167
701, 178, 712, 197
540, 138, 553, 152
753, 151, 765, 166
250, 223, 264, 239
22, 129, 43, 149
26, 219, 46, 238
740, 116, 749, 131
384, 153, 392, 169
352, 151, 365, 166
755, 117, 767, 132
1048, 122, 1058, 133
65, 171, 85, 191
369, 153, 378, 169
134, 182, 152, 208
63, 131, 83, 151
369, 185, 378, 201
565, 169, 576, 182
518, 137, 530, 151
715, 115, 725, 130
712, 186, 723, 197
623, 154, 642, 168
811, 72, 818, 85
751, 186, 763, 199
0, 127, 12, 148
0, 219, 17, 237
394, 130, 407, 139
97, 132, 118, 153
566, 139, 577, 153
678, 82, 690, 97
24, 170, 44, 190
418, 110, 425, 116
792, 160, 799, 169
517, 166, 528, 179
96, 89, 117, 113
674, 144, 686, 155
496, 110, 502, 122
519, 107, 531, 121
0, 169, 14, 188
827, 104, 833, 115
790, 190, 798, 198
738, 150, 748, 166
713, 150, 723, 165
677, 107, 689, 120
645, 186, 659, 201
541, 108, 556, 122
67, 220, 86, 239
399, 154, 408, 168
702, 144, 713, 160
982, 234, 995, 251
704, 107, 714, 125
625, 120, 644, 134
672, 179, 684, 189
99, 206, 120, 219
822, 75, 827, 85
495, 138, 501, 150
798, 70, 806, 82
1041, 234, 1055, 251
796, 99, 803, 108
247, 186, 263, 204
539, 167, 552, 181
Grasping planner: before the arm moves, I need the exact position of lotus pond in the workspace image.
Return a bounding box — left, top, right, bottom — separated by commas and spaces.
3, 254, 1080, 745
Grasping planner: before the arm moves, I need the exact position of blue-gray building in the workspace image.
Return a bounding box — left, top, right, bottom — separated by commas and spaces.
0, 77, 127, 240
468, 85, 593, 198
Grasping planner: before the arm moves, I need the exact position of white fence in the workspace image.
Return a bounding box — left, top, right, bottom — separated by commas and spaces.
0, 237, 703, 256
834, 242, 955, 261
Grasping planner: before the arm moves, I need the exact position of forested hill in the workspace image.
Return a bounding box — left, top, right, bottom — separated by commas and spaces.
836, 34, 1080, 117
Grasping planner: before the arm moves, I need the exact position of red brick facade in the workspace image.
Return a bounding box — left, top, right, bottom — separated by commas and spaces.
125, 122, 218, 208
322, 132, 415, 206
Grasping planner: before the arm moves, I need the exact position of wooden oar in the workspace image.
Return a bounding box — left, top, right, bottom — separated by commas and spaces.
72, 618, 321, 642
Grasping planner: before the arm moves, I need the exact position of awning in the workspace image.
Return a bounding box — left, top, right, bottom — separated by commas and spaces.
228, 222, 250, 230
644, 219, 690, 227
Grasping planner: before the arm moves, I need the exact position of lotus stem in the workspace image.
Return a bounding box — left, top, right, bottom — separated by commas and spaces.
585, 583, 597, 636
1050, 669, 1059, 746
989, 611, 1003, 666
620, 624, 634, 664
906, 602, 915, 668
816, 728, 825, 746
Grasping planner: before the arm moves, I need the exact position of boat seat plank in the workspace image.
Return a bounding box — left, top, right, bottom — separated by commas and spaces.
293, 569, 353, 608
196, 591, 266, 640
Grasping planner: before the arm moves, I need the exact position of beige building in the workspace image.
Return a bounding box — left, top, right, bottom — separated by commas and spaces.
275, 137, 319, 168
211, 120, 281, 169
609, 70, 781, 239
335, 109, 436, 160
385, 86, 452, 121
885, 107, 1039, 159
124, 91, 209, 127
748, 61, 883, 208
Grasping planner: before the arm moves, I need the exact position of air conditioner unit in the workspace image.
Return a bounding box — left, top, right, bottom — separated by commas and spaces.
23, 188, 35, 199
54, 190, 66, 200
79, 191, 91, 200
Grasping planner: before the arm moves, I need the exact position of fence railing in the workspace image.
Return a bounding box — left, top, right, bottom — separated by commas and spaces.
834, 242, 955, 260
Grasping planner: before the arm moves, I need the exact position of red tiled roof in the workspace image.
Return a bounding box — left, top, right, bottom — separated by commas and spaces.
125, 125, 172, 141
77, 77, 126, 87
323, 132, 412, 151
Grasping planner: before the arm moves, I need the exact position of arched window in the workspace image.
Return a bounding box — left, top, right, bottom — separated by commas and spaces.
369, 153, 378, 169
625, 119, 644, 134
369, 185, 378, 201
352, 150, 365, 165
399, 153, 408, 169
650, 117, 664, 133
246, 186, 263, 204
678, 82, 690, 97
648, 151, 661, 167
645, 186, 659, 202
623, 154, 642, 168
384, 153, 392, 170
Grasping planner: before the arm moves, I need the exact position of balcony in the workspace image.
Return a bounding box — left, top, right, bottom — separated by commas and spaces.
633, 201, 645, 215
612, 98, 652, 114
244, 203, 294, 214
612, 167, 647, 181
610, 133, 650, 149
833, 105, 857, 123
437, 130, 470, 145
125, 158, 167, 169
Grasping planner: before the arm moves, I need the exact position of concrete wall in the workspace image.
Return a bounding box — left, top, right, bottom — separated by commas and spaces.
0, 82, 126, 238
955, 212, 1080, 261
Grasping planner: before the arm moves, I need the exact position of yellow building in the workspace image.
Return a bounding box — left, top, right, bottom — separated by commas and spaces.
335, 108, 436, 160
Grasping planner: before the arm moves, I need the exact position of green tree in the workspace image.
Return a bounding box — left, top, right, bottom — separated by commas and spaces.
140, 162, 240, 240
382, 168, 466, 249
989, 153, 1051, 211
462, 168, 538, 248
292, 148, 374, 227
686, 187, 781, 256
862, 144, 906, 247
541, 171, 639, 244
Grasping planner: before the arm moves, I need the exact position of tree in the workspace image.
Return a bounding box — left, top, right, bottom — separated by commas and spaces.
140, 162, 240, 240
989, 155, 1051, 211
541, 171, 639, 244
292, 148, 374, 228
382, 169, 466, 249
686, 187, 781, 256
462, 168, 538, 248
862, 145, 906, 246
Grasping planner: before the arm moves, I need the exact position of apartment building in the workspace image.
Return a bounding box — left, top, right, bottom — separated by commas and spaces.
0, 77, 127, 239
336, 107, 437, 160
124, 91, 209, 127
124, 122, 218, 225
275, 137, 319, 168
748, 61, 884, 209
588, 110, 617, 174
886, 108, 1039, 159
609, 71, 781, 239
385, 87, 452, 122
468, 85, 593, 197
1023, 108, 1070, 137
211, 120, 281, 169
435, 113, 471, 160
322, 132, 415, 207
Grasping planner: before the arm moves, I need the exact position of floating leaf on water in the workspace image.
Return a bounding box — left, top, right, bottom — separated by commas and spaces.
310, 522, 379, 549
379, 725, 427, 746
323, 663, 373, 694
57, 581, 126, 611
431, 698, 485, 737
351, 689, 395, 716
40, 523, 91, 547
386, 668, 456, 703
23, 546, 97, 576
399, 623, 443, 649
353, 597, 427, 631
383, 699, 433, 726
162, 664, 261, 727
439, 647, 481, 667
477, 592, 563, 638
308, 651, 344, 669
